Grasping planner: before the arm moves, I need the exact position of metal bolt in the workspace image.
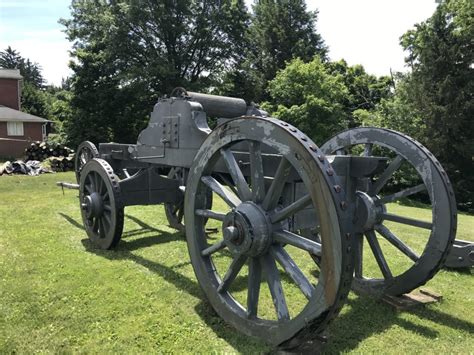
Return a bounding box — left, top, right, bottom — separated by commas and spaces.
224, 226, 240, 242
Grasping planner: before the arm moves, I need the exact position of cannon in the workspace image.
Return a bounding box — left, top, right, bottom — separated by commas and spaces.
70, 89, 461, 349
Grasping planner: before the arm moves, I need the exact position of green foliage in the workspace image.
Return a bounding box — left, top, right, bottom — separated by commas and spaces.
264, 57, 394, 145
0, 46, 45, 88
264, 57, 348, 143
218, 0, 327, 101
355, 74, 426, 140
399, 0, 474, 211
20, 82, 51, 119
0, 172, 473, 352
61, 0, 250, 146
326, 60, 393, 127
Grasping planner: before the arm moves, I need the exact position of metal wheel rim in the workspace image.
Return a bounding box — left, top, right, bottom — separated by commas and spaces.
185, 117, 354, 347
79, 158, 124, 250
321, 127, 457, 296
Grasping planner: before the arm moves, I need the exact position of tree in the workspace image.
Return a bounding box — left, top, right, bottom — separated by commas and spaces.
218, 0, 327, 102
61, 0, 250, 146
354, 73, 426, 140
326, 60, 392, 128
0, 46, 45, 88
400, 0, 473, 210
264, 57, 348, 144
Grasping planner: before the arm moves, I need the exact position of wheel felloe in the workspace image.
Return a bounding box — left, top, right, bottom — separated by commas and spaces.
79, 158, 124, 250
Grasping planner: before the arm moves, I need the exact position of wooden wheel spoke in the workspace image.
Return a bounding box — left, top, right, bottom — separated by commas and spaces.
217, 254, 247, 293
370, 155, 404, 195
201, 239, 226, 256
85, 184, 93, 195
261, 253, 290, 321
216, 173, 239, 197
249, 141, 266, 203
172, 204, 180, 214
270, 245, 314, 300
80, 153, 87, 165
102, 212, 112, 228
355, 234, 363, 278
270, 194, 312, 224
92, 217, 99, 233
262, 157, 291, 211
382, 213, 432, 230
247, 257, 262, 318
177, 207, 184, 221
363, 143, 373, 157
86, 173, 95, 192
365, 231, 392, 279
273, 230, 321, 256
98, 218, 106, 238
201, 176, 241, 208
377, 184, 427, 205
376, 224, 419, 262
221, 148, 252, 201
195, 209, 226, 221
94, 172, 102, 193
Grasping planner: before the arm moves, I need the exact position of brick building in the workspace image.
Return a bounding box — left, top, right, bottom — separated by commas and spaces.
0, 69, 50, 158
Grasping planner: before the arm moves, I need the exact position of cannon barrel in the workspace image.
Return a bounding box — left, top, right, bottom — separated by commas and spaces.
187, 91, 248, 118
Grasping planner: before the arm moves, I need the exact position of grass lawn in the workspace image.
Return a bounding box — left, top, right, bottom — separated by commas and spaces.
0, 172, 473, 353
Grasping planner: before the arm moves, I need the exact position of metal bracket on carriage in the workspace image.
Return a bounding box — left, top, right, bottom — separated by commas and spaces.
444, 239, 474, 269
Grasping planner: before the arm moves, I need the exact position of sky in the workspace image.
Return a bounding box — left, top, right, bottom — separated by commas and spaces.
0, 0, 439, 86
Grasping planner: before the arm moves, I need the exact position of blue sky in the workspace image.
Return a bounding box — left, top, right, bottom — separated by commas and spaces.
0, 0, 438, 86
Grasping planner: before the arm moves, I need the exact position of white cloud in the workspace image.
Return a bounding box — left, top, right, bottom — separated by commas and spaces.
0, 28, 72, 86
309, 0, 437, 75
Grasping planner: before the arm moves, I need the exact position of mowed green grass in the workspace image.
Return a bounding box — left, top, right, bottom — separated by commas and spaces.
0, 172, 473, 353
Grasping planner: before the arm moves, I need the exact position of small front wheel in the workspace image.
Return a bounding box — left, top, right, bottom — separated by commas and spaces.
79, 158, 124, 250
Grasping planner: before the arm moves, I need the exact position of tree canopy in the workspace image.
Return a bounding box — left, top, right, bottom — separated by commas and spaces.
61, 0, 249, 145
399, 0, 473, 210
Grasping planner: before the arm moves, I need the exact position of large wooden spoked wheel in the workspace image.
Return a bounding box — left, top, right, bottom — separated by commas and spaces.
185, 117, 354, 349
79, 158, 124, 250
75, 141, 99, 183
321, 127, 457, 297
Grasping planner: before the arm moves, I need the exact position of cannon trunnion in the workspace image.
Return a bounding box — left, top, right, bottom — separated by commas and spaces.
72, 90, 462, 350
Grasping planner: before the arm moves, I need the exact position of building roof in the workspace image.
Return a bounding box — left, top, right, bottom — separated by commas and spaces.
0, 106, 50, 123
0, 69, 23, 80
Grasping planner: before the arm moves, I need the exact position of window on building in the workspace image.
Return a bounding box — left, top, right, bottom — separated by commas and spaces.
7, 122, 24, 136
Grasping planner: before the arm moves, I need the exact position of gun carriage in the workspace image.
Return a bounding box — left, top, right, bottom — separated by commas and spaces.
70, 89, 463, 349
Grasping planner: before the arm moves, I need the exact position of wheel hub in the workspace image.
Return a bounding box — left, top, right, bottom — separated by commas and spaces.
82, 192, 104, 219
354, 191, 385, 231
222, 202, 272, 257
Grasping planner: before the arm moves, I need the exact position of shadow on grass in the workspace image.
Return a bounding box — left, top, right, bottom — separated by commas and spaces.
59, 212, 84, 230
324, 295, 474, 353
61, 213, 473, 352
58, 212, 184, 240
81, 232, 269, 353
